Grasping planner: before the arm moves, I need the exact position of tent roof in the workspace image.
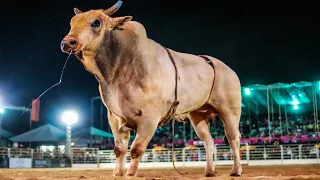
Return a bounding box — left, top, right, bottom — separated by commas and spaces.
10, 124, 65, 142
0, 129, 15, 139
73, 127, 113, 138
268, 83, 291, 89
242, 81, 320, 115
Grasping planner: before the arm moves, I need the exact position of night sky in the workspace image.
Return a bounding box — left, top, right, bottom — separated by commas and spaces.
0, 0, 319, 134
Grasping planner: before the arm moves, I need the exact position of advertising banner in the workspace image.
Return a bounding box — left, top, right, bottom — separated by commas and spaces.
9, 158, 32, 168
33, 158, 71, 168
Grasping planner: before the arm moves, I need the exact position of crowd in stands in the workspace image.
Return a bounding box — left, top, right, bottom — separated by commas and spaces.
148, 115, 320, 148
1, 115, 319, 150
0, 138, 12, 148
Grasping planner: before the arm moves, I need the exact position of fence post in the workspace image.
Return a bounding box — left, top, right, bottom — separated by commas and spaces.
152, 149, 156, 165
316, 147, 319, 164
84, 150, 87, 164
71, 148, 74, 168
214, 145, 217, 164
31, 149, 34, 159
97, 149, 100, 168
280, 145, 283, 165
246, 143, 250, 164
264, 145, 266, 160
8, 148, 10, 158
298, 145, 302, 159
182, 148, 185, 163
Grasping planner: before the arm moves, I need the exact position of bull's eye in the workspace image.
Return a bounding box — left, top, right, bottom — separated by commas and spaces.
91, 19, 101, 28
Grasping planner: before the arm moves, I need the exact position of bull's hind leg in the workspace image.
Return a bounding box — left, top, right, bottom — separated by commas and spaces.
208, 60, 242, 176
189, 111, 215, 177
217, 106, 242, 176
108, 110, 130, 176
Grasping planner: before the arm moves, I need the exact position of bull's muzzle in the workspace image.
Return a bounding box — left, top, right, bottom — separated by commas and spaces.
60, 36, 78, 53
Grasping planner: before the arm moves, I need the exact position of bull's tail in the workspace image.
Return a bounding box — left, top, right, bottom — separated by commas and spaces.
171, 119, 185, 175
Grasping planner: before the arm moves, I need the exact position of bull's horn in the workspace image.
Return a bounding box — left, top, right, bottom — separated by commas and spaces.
74, 8, 83, 15
104, 0, 123, 16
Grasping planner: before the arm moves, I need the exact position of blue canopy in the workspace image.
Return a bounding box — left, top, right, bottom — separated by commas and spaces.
10, 124, 66, 142
73, 126, 113, 138
0, 129, 15, 139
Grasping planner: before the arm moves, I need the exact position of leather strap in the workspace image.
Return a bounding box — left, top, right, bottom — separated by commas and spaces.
158, 47, 180, 128
199, 55, 215, 101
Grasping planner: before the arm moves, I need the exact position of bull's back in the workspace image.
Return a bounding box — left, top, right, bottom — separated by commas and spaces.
166, 50, 216, 114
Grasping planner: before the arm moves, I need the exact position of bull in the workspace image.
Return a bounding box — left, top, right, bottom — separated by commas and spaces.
61, 1, 242, 177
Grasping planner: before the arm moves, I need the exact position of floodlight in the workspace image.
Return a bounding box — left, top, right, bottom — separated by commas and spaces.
61, 111, 78, 125
244, 88, 251, 96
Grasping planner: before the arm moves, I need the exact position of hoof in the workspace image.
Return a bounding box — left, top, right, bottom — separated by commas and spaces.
205, 173, 216, 177
230, 173, 241, 177
112, 173, 124, 177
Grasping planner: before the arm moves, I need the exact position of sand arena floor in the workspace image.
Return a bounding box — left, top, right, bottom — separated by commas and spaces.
0, 165, 320, 180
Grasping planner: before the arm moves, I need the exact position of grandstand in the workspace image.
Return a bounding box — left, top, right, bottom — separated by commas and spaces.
92, 80, 320, 149
0, 80, 319, 171
0, 80, 319, 150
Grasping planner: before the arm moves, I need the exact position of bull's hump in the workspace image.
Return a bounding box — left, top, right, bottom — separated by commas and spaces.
126, 21, 147, 38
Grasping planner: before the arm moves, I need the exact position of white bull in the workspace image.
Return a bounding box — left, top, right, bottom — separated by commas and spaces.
61, 1, 242, 177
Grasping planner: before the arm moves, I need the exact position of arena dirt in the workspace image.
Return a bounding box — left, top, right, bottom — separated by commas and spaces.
0, 165, 319, 180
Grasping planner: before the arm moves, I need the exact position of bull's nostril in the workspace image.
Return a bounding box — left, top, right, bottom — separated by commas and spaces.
70, 40, 77, 46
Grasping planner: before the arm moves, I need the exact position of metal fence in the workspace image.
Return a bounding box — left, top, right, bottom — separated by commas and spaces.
97, 143, 320, 166
72, 148, 99, 164
0, 143, 319, 168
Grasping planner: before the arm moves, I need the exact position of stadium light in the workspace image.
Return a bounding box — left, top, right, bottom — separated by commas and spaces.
290, 95, 300, 111
244, 88, 251, 96
61, 110, 78, 158
61, 111, 78, 125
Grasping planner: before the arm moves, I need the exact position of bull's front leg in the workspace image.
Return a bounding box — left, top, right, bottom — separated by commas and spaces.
126, 119, 158, 176
108, 110, 130, 176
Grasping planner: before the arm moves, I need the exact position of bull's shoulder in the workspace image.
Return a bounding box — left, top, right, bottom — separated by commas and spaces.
125, 21, 147, 38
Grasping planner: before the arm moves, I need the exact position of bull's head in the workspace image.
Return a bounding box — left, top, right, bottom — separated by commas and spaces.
60, 0, 132, 62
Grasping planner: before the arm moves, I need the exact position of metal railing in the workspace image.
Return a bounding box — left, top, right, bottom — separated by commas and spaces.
72, 148, 99, 164
96, 143, 319, 166
0, 143, 319, 168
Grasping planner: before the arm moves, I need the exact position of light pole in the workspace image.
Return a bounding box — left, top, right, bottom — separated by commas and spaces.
61, 111, 78, 158
0, 95, 4, 143
0, 107, 3, 143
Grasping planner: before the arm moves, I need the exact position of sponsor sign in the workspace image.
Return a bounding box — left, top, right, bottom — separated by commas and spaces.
9, 158, 32, 168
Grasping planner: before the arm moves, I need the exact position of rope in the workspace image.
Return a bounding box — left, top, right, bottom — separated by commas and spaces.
164, 47, 178, 104
171, 118, 185, 175
163, 46, 184, 175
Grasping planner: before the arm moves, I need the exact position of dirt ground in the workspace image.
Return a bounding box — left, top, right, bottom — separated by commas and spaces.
0, 165, 320, 180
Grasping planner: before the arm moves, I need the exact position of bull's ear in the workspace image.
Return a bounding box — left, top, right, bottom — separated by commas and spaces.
74, 8, 83, 15
112, 16, 132, 29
